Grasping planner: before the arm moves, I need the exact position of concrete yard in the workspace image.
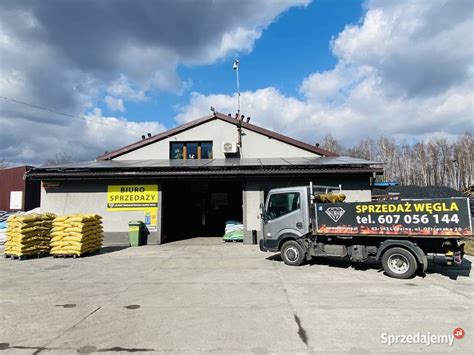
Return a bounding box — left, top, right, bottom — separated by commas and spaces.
0, 238, 473, 354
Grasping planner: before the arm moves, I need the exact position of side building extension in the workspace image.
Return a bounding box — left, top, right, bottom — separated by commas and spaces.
0, 166, 41, 212
28, 111, 383, 245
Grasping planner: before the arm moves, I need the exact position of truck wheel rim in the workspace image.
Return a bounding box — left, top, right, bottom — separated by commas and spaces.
286, 246, 299, 262
388, 254, 409, 274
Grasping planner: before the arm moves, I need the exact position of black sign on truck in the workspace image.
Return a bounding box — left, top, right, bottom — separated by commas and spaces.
315, 198, 472, 237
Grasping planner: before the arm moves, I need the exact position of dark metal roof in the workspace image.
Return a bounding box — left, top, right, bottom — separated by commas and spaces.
37, 156, 382, 169
96, 112, 338, 160
28, 157, 383, 180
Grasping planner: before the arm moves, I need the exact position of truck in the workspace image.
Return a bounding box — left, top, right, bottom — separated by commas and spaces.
259, 184, 472, 279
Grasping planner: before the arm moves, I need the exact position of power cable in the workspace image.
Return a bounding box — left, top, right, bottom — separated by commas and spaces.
0, 95, 148, 134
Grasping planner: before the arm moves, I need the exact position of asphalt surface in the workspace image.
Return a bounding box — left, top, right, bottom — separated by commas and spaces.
0, 238, 473, 354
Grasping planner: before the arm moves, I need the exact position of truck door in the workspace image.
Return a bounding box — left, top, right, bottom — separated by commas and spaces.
264, 190, 307, 242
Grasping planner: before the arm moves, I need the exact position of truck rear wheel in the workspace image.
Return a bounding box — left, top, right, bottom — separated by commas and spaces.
382, 247, 417, 279
281, 240, 305, 266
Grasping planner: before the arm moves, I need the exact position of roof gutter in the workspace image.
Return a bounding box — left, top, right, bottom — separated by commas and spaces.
28, 167, 383, 180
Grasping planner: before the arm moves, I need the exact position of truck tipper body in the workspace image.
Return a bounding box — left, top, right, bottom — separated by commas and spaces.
259, 184, 472, 278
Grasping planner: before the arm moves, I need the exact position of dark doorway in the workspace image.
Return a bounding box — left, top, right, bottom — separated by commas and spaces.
162, 180, 243, 242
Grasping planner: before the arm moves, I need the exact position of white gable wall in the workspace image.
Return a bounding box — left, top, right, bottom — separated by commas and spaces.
113, 119, 320, 160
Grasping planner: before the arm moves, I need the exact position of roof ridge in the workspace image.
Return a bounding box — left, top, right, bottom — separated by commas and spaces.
96, 113, 214, 160
97, 111, 337, 160
212, 112, 337, 157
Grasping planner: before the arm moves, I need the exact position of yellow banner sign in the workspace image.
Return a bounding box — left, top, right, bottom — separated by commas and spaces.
107, 185, 158, 210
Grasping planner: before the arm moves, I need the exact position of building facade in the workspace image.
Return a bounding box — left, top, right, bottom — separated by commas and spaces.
29, 112, 383, 244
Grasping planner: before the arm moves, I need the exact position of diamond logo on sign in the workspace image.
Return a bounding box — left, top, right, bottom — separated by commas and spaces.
325, 207, 346, 222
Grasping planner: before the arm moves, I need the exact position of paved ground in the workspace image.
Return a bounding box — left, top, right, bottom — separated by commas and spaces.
0, 238, 473, 354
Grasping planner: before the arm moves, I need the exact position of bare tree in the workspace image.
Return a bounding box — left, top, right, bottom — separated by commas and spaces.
44, 152, 74, 166
376, 137, 398, 181
321, 133, 345, 155
454, 133, 473, 190
318, 133, 473, 191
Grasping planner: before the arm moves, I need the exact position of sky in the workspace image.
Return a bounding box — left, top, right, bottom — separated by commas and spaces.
0, 0, 472, 165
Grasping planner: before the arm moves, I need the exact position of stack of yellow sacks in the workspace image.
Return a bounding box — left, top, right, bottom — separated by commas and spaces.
50, 214, 103, 256
4, 213, 56, 256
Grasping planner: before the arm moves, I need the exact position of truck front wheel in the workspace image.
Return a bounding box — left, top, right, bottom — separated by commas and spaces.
281, 240, 306, 266
382, 247, 418, 279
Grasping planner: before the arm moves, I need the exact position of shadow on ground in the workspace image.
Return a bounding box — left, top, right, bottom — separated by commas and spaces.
99, 245, 129, 255
426, 258, 471, 280
266, 253, 382, 273
267, 253, 472, 279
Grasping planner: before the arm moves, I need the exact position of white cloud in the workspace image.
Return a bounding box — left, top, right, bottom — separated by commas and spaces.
1, 0, 471, 164
106, 75, 148, 102
0, 0, 308, 96
176, 0, 473, 146
83, 108, 166, 155
332, 0, 473, 97
217, 28, 261, 58
0, 0, 307, 164
104, 96, 125, 113
0, 103, 166, 165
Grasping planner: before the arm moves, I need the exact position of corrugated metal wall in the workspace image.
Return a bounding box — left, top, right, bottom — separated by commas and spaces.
0, 166, 40, 211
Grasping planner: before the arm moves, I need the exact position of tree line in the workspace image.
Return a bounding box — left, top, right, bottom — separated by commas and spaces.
321, 133, 473, 191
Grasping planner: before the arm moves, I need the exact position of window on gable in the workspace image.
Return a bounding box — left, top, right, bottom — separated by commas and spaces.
201, 142, 213, 159
170, 141, 213, 159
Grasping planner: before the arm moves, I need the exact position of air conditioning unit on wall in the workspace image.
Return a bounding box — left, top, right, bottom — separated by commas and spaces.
222, 141, 238, 153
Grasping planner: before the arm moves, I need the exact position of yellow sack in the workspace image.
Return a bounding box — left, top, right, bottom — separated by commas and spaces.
67, 227, 96, 235
9, 231, 38, 239
64, 226, 96, 234
66, 216, 92, 223
18, 215, 40, 223
64, 227, 84, 233
315, 193, 346, 203
62, 234, 95, 242
62, 235, 84, 242
51, 235, 65, 242
51, 225, 66, 233
63, 240, 84, 248
53, 216, 69, 222
51, 245, 65, 251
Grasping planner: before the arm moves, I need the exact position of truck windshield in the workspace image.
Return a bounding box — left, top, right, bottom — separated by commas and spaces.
267, 192, 300, 220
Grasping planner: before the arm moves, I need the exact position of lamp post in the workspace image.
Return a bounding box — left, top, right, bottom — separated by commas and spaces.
233, 59, 240, 116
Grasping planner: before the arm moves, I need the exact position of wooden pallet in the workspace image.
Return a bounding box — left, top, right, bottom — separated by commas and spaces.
52, 249, 101, 258
3, 252, 49, 261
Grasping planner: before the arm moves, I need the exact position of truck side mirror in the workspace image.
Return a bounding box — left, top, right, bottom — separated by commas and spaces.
259, 202, 268, 222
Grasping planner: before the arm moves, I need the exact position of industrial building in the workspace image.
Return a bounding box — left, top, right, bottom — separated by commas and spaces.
28, 111, 383, 244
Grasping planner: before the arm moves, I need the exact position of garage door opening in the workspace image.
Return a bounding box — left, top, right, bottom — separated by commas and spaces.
162, 181, 243, 243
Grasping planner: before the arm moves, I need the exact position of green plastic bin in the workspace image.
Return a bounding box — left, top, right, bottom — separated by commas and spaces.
128, 221, 146, 247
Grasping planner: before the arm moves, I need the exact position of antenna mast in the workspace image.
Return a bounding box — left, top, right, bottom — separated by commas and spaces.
233, 59, 240, 115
